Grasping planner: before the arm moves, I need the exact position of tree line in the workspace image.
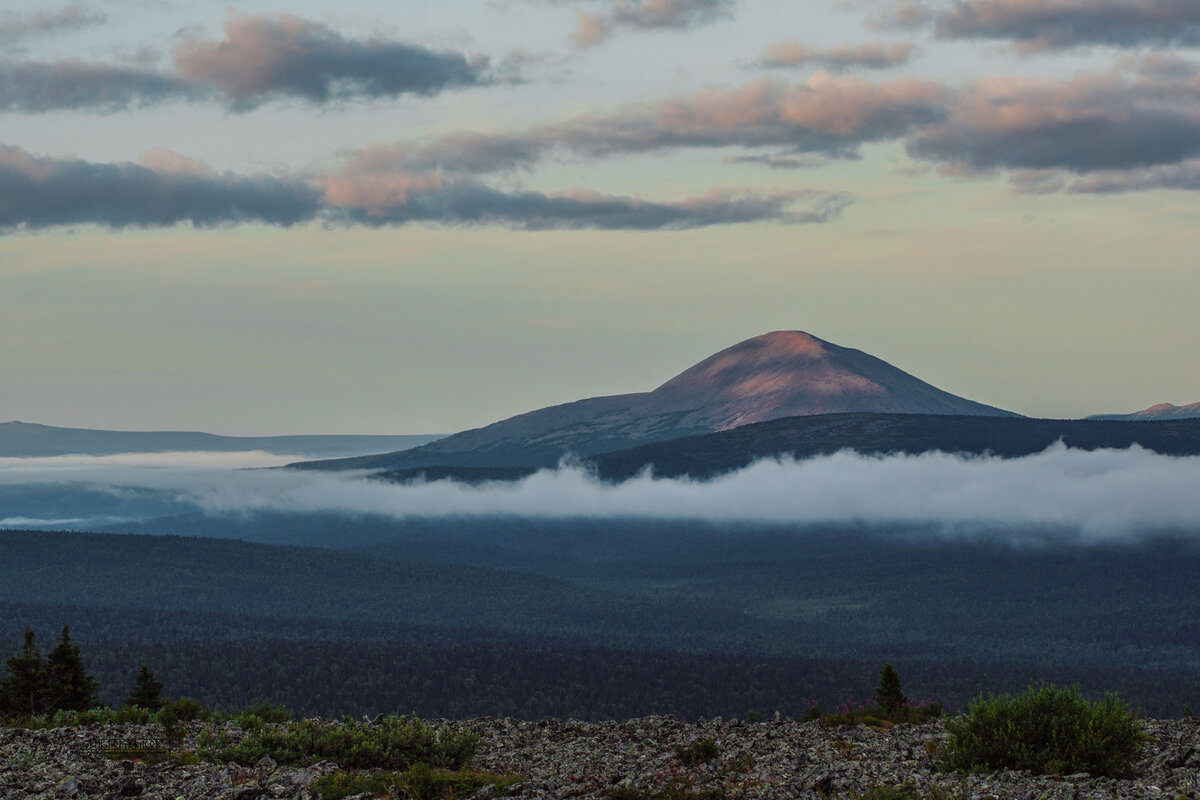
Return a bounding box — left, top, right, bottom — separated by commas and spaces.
0, 624, 163, 719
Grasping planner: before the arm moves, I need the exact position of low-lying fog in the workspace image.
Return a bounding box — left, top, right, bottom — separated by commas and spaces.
1, 444, 1197, 542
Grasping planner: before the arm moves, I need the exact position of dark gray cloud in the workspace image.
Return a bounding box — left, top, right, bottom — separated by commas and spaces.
873, 0, 1200, 50
0, 4, 105, 46
761, 41, 917, 71
0, 143, 849, 233
907, 71, 1200, 174
174, 12, 491, 110
0, 146, 321, 231
0, 12, 493, 113
0, 59, 192, 112
573, 0, 735, 47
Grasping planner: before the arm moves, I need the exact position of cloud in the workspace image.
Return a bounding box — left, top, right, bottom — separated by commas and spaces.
173, 12, 492, 110
0, 12, 494, 113
871, 0, 1200, 51
907, 70, 1200, 174
0, 4, 105, 46
321, 169, 851, 229
0, 59, 192, 113
0, 142, 847, 233
0, 145, 322, 231
761, 41, 917, 71
3, 444, 1200, 542
353, 75, 948, 176
572, 0, 736, 47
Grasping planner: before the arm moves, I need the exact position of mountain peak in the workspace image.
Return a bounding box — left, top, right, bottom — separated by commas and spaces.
303, 329, 1019, 471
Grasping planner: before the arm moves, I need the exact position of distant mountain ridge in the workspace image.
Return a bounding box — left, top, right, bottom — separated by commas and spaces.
294, 331, 1018, 472
1088, 402, 1200, 421
0, 421, 443, 459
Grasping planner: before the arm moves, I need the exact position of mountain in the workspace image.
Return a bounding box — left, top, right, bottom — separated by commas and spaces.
1087, 402, 1200, 421
0, 421, 443, 459
588, 413, 1200, 481
294, 331, 1018, 471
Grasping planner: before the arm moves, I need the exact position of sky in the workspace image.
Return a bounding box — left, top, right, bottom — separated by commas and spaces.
2, 0, 1199, 435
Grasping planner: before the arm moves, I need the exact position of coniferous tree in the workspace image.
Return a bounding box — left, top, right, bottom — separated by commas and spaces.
875, 662, 907, 713
0, 625, 49, 718
46, 625, 98, 712
126, 664, 165, 709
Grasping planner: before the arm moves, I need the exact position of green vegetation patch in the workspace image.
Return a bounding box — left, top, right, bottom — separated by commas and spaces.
199, 715, 480, 770
311, 763, 522, 800
941, 683, 1149, 777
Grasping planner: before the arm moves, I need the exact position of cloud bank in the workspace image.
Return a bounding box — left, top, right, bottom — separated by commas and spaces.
0, 143, 848, 233
3, 445, 1200, 542
872, 0, 1200, 50
0, 12, 493, 113
0, 145, 321, 231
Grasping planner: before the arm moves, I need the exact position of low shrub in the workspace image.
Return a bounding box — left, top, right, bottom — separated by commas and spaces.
941, 683, 1148, 777
311, 763, 521, 800
199, 715, 480, 770
674, 737, 720, 767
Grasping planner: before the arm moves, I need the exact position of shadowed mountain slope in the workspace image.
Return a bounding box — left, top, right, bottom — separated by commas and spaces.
294, 331, 1017, 471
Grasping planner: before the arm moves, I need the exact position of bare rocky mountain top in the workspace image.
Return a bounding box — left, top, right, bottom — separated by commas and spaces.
298, 331, 1018, 471
1089, 402, 1200, 421
3, 715, 1197, 800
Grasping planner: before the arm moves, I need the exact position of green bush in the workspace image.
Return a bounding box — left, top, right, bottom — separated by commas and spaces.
674, 737, 720, 767
311, 764, 521, 800
199, 715, 480, 770
941, 683, 1148, 777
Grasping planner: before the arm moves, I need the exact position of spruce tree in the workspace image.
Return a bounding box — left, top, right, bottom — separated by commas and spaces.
875, 662, 907, 713
0, 625, 49, 718
46, 625, 98, 712
126, 664, 165, 709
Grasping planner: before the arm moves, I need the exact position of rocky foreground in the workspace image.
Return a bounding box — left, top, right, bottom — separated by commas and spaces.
2, 716, 1198, 800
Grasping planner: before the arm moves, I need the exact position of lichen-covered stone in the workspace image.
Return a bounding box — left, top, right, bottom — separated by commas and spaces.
1, 716, 1198, 799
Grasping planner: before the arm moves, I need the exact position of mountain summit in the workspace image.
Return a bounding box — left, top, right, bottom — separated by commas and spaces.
646, 331, 1012, 430
298, 331, 1018, 471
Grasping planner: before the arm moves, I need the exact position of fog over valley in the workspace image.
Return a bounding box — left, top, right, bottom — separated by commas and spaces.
2, 444, 1199, 543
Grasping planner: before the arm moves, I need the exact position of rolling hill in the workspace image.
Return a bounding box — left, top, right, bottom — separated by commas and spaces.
1088, 402, 1200, 421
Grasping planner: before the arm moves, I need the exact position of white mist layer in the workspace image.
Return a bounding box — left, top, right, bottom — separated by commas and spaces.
0, 445, 1198, 540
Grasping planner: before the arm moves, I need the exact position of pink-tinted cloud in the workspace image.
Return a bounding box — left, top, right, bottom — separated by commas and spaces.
908, 70, 1200, 173
761, 41, 917, 71
359, 75, 948, 175
570, 0, 736, 48
173, 13, 491, 110
0, 12, 494, 113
